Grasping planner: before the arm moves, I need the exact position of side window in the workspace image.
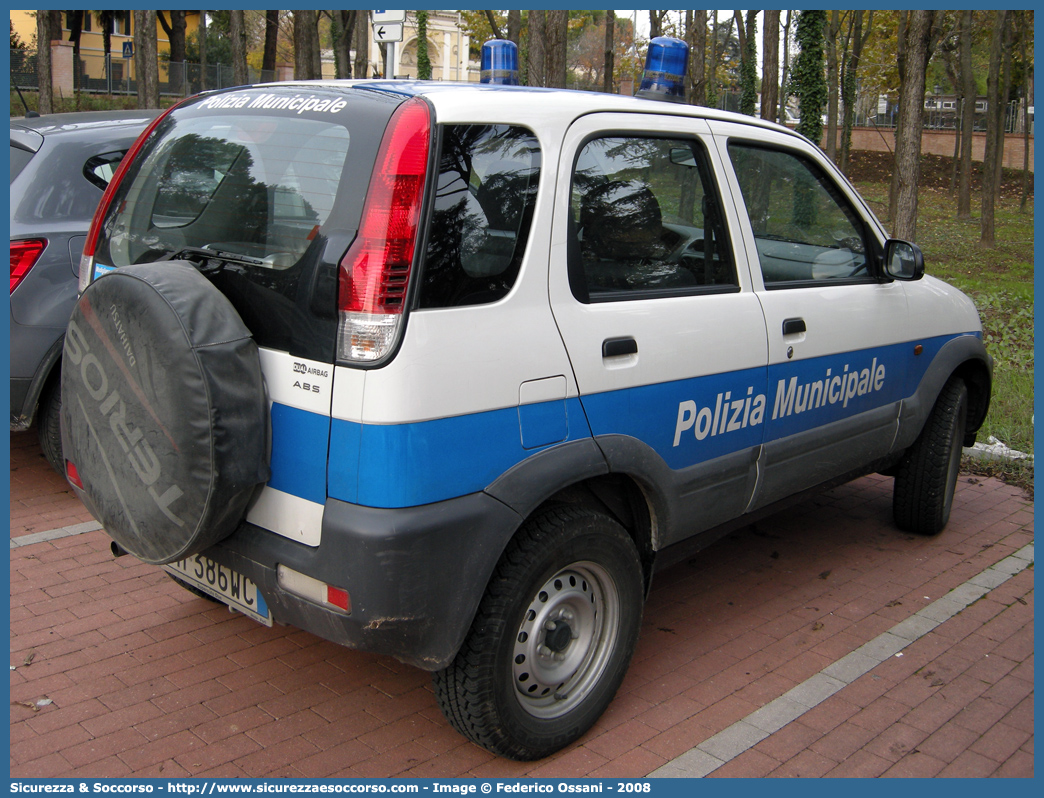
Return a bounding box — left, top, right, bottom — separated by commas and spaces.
569, 136, 735, 302
83, 151, 126, 190
727, 142, 870, 286
417, 124, 540, 309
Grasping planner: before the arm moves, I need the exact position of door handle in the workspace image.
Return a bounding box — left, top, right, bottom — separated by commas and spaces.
782, 317, 806, 336
602, 337, 638, 358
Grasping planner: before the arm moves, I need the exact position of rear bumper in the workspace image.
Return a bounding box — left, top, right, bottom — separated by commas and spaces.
201, 491, 522, 670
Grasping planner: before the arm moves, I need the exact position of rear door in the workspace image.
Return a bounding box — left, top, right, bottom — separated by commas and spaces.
549, 113, 769, 545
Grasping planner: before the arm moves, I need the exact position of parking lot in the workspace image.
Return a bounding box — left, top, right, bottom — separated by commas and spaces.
10, 427, 1033, 778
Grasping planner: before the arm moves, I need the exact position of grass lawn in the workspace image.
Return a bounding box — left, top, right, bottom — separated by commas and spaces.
849, 152, 1033, 494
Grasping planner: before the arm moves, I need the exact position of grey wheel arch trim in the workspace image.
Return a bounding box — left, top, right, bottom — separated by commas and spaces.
13, 334, 65, 427
896, 335, 992, 452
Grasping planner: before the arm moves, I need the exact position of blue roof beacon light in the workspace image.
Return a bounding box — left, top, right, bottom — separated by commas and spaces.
480, 39, 519, 85
637, 36, 689, 103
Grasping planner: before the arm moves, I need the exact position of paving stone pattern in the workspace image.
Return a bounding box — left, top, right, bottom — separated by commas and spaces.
9, 429, 1034, 778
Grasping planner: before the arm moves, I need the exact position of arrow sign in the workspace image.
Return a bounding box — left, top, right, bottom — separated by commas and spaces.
373, 22, 403, 42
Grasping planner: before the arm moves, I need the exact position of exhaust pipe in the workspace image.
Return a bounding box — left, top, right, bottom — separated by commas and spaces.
110, 541, 128, 558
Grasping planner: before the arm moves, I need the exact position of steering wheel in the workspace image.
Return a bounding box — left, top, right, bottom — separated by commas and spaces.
847, 261, 869, 277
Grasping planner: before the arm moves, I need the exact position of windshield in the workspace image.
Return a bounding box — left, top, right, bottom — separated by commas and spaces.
100, 112, 350, 270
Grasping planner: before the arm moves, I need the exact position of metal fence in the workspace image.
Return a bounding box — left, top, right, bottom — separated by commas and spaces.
11, 49, 277, 97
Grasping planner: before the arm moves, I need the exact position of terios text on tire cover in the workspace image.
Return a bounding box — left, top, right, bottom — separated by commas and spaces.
63, 38, 991, 760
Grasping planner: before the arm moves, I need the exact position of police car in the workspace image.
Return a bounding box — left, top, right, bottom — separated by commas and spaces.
62, 39, 990, 760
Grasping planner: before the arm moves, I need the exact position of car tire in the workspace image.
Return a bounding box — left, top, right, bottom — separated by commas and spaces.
61, 263, 270, 565
37, 375, 64, 474
893, 377, 968, 535
433, 505, 644, 760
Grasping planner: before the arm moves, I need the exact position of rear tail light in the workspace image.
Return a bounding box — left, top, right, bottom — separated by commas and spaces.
78, 102, 182, 294
10, 239, 46, 293
337, 97, 431, 363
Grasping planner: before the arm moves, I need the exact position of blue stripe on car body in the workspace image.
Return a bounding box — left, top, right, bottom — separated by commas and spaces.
266, 332, 979, 511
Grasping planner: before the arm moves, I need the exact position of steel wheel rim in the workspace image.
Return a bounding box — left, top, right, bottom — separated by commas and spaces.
511, 561, 620, 719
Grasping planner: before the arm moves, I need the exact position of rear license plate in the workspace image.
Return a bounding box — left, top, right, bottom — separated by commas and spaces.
164, 555, 272, 626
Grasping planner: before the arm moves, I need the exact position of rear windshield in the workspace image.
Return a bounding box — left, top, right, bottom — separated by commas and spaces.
102, 111, 350, 269
92, 87, 397, 361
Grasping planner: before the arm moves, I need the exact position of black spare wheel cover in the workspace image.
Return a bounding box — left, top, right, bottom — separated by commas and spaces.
61, 263, 270, 565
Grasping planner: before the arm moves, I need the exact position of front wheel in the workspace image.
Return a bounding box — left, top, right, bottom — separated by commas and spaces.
893, 377, 968, 535
433, 506, 644, 760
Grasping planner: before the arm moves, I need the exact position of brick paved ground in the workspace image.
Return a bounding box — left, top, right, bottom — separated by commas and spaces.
9, 428, 1034, 778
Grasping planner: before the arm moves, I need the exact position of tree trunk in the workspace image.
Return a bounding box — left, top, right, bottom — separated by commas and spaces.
1020, 12, 1032, 213
545, 10, 567, 89
133, 10, 159, 109
416, 10, 432, 80
199, 11, 207, 91
164, 11, 187, 94
779, 11, 792, 124
891, 10, 934, 241
994, 16, 1014, 197
355, 14, 370, 79
100, 11, 113, 61
761, 11, 780, 121
333, 11, 357, 79
507, 10, 522, 46
527, 10, 546, 88
603, 11, 614, 93
262, 10, 279, 75
230, 10, 248, 85
36, 10, 53, 113
707, 11, 719, 108
840, 11, 871, 174
293, 11, 320, 80
794, 10, 827, 145
740, 11, 757, 115
825, 11, 841, 161
981, 11, 1007, 245
688, 11, 707, 106
650, 11, 663, 40
311, 13, 323, 79
957, 11, 975, 219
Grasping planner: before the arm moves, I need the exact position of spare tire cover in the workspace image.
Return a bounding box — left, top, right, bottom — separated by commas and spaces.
61, 263, 270, 564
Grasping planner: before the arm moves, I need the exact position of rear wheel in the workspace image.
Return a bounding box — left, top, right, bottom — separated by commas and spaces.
37, 375, 63, 474
893, 377, 968, 535
433, 506, 644, 760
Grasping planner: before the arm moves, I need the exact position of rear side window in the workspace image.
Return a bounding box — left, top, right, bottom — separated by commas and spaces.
416, 124, 540, 308
569, 136, 735, 302
83, 151, 126, 190
10, 145, 33, 182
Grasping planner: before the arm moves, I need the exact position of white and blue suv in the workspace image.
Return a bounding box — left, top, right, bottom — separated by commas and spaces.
62, 51, 990, 760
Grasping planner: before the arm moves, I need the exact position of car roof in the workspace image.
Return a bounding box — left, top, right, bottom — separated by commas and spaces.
226, 80, 806, 142
10, 109, 162, 138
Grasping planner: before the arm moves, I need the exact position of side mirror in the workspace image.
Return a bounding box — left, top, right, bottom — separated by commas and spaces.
669, 147, 697, 167
883, 239, 924, 281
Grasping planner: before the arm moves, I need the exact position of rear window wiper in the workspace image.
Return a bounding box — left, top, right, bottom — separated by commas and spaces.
163, 246, 267, 273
